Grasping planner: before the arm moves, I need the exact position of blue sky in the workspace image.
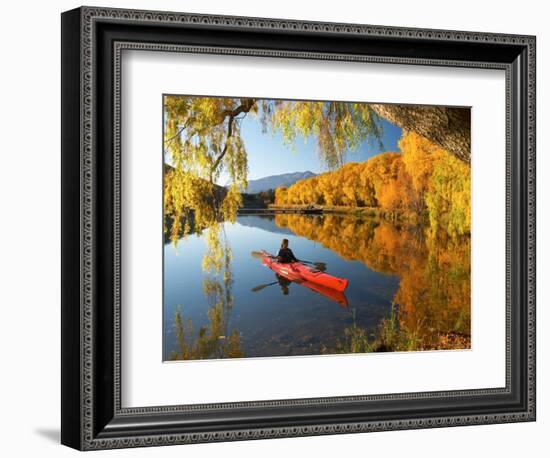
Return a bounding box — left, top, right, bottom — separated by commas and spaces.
224, 115, 403, 184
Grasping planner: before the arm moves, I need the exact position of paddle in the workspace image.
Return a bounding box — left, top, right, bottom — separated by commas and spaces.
251, 250, 269, 259
299, 259, 327, 272
251, 281, 279, 292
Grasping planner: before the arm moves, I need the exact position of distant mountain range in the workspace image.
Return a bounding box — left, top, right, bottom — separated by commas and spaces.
244, 171, 317, 194
165, 164, 316, 195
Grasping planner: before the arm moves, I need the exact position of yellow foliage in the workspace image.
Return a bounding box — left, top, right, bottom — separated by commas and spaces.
275, 131, 470, 238
164, 95, 384, 271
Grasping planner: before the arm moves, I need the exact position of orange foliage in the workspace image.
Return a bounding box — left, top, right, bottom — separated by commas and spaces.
274, 214, 471, 347
274, 131, 470, 238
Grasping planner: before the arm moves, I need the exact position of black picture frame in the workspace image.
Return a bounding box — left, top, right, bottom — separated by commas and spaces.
61, 6, 536, 450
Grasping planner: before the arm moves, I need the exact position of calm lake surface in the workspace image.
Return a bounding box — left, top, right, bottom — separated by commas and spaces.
163, 215, 398, 359
163, 214, 470, 360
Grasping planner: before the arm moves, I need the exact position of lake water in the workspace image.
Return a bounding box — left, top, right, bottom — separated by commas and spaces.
163, 214, 470, 360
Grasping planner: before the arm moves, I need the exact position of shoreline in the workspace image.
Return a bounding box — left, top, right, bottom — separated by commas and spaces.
239, 204, 379, 214
237, 205, 427, 222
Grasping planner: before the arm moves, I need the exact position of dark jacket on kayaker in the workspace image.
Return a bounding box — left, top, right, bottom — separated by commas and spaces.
276, 239, 298, 264
277, 248, 298, 263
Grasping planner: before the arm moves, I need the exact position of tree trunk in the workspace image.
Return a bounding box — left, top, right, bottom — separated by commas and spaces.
371, 104, 471, 163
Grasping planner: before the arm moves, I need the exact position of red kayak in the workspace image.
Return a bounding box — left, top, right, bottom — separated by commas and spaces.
262, 253, 349, 293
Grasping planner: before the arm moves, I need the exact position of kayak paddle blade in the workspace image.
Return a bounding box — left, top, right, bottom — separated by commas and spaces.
300, 259, 327, 272
251, 250, 268, 259
313, 262, 327, 272
251, 281, 278, 292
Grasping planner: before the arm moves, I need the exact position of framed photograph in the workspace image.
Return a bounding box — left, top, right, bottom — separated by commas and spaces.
61, 6, 536, 450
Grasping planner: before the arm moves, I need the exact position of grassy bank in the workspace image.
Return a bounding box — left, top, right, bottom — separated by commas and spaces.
329, 306, 470, 354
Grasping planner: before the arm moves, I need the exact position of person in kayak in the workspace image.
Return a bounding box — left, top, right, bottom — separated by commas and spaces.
276, 239, 298, 264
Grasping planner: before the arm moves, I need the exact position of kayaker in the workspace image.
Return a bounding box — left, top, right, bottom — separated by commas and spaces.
276, 239, 298, 264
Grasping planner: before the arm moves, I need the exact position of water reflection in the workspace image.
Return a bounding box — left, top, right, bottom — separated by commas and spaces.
165, 214, 470, 360
274, 214, 471, 351
168, 230, 244, 360
254, 272, 349, 308
276, 274, 291, 296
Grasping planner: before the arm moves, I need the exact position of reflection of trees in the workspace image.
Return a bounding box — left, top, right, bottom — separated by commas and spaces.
169, 231, 244, 361
275, 214, 471, 350
275, 214, 377, 261
394, 233, 470, 348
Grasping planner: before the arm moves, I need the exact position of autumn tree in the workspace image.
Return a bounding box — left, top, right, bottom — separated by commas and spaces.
400, 131, 471, 237
276, 131, 470, 238
377, 181, 401, 214
425, 151, 471, 238
164, 96, 384, 269
275, 187, 288, 205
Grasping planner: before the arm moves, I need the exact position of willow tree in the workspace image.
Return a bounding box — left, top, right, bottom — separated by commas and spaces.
164, 96, 383, 269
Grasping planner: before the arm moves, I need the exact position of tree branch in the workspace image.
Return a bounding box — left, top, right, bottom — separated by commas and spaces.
210, 99, 255, 179
370, 104, 471, 163
164, 118, 192, 144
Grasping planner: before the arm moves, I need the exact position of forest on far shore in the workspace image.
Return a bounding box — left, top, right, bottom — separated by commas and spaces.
273, 131, 471, 238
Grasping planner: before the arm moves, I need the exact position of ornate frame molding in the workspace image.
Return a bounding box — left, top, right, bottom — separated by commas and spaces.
61, 6, 536, 450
